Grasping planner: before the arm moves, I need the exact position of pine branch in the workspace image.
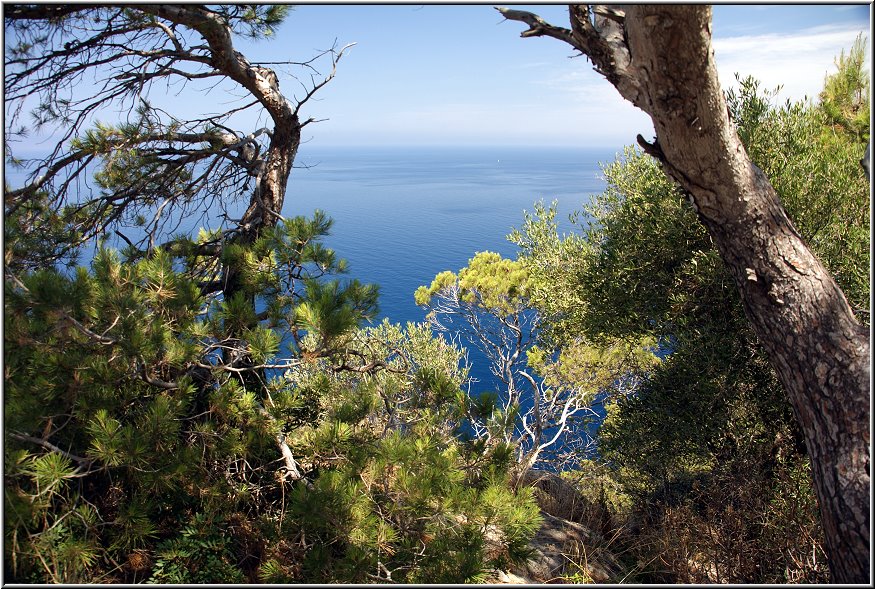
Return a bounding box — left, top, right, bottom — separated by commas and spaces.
295, 43, 356, 121
4, 4, 99, 21
6, 129, 238, 203
8, 430, 92, 466
6, 271, 118, 345
254, 404, 313, 488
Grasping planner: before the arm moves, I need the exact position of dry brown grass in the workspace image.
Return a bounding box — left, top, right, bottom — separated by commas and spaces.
513, 458, 827, 584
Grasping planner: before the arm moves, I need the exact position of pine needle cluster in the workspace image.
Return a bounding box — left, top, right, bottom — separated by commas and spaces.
5, 213, 541, 583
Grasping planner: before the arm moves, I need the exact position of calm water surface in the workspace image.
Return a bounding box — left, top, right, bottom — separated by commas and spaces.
286, 145, 618, 327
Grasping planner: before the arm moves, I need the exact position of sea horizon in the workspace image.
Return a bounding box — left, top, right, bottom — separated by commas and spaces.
286, 143, 621, 328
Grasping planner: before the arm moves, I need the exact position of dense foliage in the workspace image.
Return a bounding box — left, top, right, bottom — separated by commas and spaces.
510, 40, 869, 582
4, 215, 541, 583
4, 5, 868, 583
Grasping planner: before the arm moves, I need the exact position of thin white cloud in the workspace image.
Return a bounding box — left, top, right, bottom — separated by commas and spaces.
515, 61, 555, 70
317, 94, 653, 147
713, 25, 870, 102
524, 64, 654, 143
318, 16, 868, 147
539, 70, 630, 111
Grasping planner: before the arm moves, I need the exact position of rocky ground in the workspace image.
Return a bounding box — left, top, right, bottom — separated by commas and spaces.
487, 470, 625, 584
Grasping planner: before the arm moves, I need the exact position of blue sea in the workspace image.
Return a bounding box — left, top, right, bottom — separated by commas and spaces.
8, 144, 621, 463
286, 145, 618, 329
285, 145, 620, 461
6, 144, 619, 341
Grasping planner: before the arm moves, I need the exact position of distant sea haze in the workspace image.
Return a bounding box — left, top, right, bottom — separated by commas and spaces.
288, 145, 618, 329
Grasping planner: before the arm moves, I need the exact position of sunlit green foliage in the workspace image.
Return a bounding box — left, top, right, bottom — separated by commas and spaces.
510, 44, 868, 582
415, 250, 531, 316
527, 337, 659, 405
509, 201, 592, 347
5, 212, 540, 583
415, 251, 538, 443
818, 34, 870, 142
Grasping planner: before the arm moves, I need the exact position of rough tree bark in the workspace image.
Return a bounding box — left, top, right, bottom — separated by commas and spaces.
133, 4, 300, 239
498, 5, 870, 583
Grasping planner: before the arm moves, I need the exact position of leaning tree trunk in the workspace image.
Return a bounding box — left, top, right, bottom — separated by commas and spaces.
138, 3, 301, 254
135, 6, 307, 474
499, 4, 870, 582
138, 5, 301, 376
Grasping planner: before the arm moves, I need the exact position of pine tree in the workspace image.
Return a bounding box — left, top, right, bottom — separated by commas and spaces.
416, 249, 658, 474
5, 217, 542, 582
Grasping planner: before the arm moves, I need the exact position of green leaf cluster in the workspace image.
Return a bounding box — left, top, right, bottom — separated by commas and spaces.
251, 320, 541, 583
148, 513, 245, 583
416, 250, 531, 317
509, 200, 592, 346
5, 208, 540, 583
511, 42, 868, 582
213, 5, 291, 39
4, 189, 84, 273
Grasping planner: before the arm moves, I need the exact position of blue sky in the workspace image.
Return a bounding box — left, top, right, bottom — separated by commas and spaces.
232, 4, 871, 149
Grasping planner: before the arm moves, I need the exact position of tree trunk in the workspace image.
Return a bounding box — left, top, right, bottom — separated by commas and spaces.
5, 4, 318, 486
138, 4, 301, 236
220, 124, 299, 385
499, 5, 870, 582
136, 5, 303, 378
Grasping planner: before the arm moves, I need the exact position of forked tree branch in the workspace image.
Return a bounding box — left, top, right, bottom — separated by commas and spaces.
8, 430, 93, 467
